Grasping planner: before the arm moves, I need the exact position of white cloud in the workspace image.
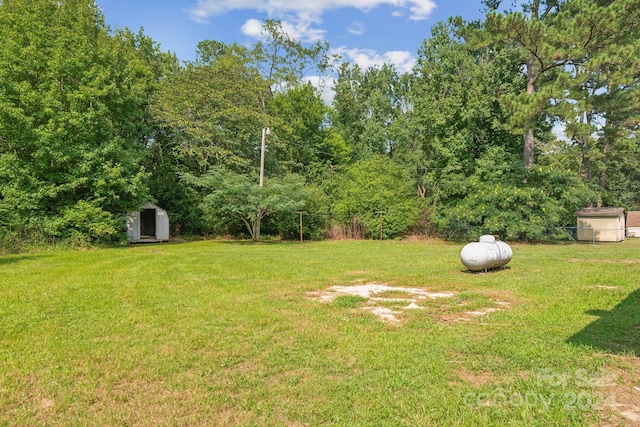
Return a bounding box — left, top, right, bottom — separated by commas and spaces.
279, 16, 326, 42
188, 0, 425, 77
407, 0, 437, 21
186, 0, 437, 24
304, 75, 336, 105
240, 14, 325, 43
241, 18, 263, 38
334, 46, 416, 73
347, 22, 365, 36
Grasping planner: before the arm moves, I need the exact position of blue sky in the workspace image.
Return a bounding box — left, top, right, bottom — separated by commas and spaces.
96, 0, 490, 72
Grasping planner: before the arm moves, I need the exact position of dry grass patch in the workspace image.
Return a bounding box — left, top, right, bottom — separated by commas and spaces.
454, 366, 498, 388
569, 258, 640, 264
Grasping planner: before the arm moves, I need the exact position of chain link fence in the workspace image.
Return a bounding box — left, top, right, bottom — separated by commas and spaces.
552, 227, 629, 244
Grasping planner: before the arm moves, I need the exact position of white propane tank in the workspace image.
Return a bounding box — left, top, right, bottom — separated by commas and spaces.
460, 235, 513, 272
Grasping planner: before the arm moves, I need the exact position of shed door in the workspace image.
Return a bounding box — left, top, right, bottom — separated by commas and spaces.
140, 208, 156, 238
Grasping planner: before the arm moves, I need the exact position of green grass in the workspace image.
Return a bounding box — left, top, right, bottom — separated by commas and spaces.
1, 239, 639, 426
332, 295, 369, 308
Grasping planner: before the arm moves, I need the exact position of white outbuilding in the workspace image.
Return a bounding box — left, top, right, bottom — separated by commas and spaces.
126, 202, 170, 243
575, 207, 625, 242
626, 211, 640, 238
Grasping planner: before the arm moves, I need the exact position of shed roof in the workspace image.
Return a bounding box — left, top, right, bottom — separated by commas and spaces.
135, 201, 166, 212
575, 207, 625, 217
627, 211, 640, 227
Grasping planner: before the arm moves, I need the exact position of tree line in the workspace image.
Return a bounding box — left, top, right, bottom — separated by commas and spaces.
1, 0, 639, 249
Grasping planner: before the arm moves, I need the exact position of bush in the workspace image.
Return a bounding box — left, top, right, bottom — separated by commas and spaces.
44, 200, 122, 247
436, 165, 598, 240
329, 157, 423, 239
183, 169, 325, 241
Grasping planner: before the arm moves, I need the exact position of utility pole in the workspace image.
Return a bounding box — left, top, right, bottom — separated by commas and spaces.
259, 127, 270, 187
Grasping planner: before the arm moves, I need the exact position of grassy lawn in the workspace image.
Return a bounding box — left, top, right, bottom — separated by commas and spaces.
1, 239, 639, 426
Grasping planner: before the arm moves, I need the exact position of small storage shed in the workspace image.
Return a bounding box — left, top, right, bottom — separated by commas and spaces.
127, 202, 169, 243
575, 207, 625, 242
626, 211, 640, 238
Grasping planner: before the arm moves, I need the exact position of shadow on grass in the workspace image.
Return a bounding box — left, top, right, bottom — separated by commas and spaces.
567, 289, 640, 356
208, 239, 307, 246
129, 238, 310, 248
0, 253, 50, 266
460, 266, 512, 274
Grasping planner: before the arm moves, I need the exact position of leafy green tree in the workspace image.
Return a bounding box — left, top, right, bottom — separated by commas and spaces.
265, 176, 330, 240
437, 155, 598, 240
407, 21, 523, 207
0, 0, 159, 245
151, 22, 332, 175
116, 29, 199, 234
480, 0, 640, 170
145, 146, 206, 235
182, 169, 312, 241
332, 63, 411, 161
150, 44, 270, 175
251, 19, 332, 92
44, 200, 121, 246
116, 27, 180, 83
603, 142, 640, 209
149, 21, 337, 237
329, 156, 422, 239
406, 18, 603, 240
267, 83, 350, 180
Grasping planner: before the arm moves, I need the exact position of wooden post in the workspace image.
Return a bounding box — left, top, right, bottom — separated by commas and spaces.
296, 211, 306, 243
375, 211, 385, 240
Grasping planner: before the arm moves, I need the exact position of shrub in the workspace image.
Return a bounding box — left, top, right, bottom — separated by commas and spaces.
44, 200, 121, 247
330, 156, 422, 239
436, 165, 598, 240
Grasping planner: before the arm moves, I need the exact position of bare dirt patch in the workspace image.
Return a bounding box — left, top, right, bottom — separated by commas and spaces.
39, 398, 54, 410
308, 283, 510, 324
307, 283, 455, 303
596, 356, 640, 426
455, 367, 497, 388
437, 302, 511, 324
455, 306, 506, 322
360, 306, 403, 324
307, 283, 454, 323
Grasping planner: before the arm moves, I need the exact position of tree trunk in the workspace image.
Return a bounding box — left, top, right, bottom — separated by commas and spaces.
253, 207, 269, 242
599, 90, 612, 190
523, 58, 537, 169
582, 145, 592, 181
523, 1, 540, 170
417, 185, 426, 198
523, 128, 535, 169
581, 112, 592, 180
599, 139, 611, 189
253, 213, 261, 242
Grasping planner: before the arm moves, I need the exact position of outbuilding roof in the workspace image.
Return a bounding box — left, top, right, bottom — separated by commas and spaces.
136, 201, 165, 211
575, 207, 625, 217
627, 211, 640, 227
